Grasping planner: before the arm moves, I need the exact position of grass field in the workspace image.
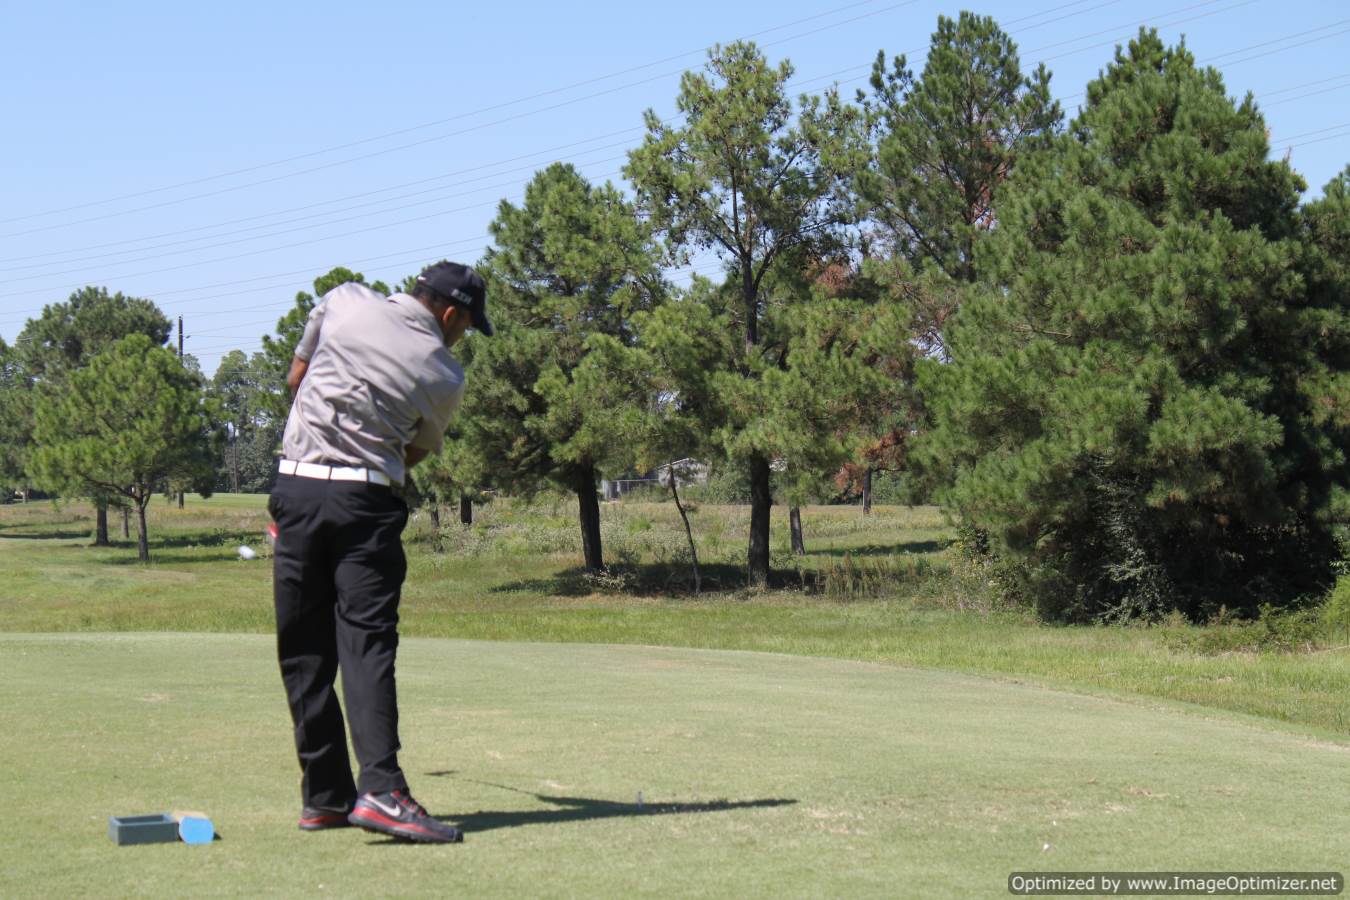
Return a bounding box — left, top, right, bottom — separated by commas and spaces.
2, 495, 1347, 738
3, 634, 1347, 898
1, 494, 1347, 896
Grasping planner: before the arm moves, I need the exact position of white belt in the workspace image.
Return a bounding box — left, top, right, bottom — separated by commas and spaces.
279, 459, 393, 487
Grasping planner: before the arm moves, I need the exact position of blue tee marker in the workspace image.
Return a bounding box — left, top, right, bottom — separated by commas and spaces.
177, 816, 214, 845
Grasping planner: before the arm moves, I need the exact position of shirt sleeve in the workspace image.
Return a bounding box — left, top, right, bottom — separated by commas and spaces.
408, 378, 464, 453
292, 298, 329, 362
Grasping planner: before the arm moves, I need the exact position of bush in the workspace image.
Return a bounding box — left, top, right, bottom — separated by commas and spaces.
865, 470, 934, 506
678, 465, 753, 505
1320, 577, 1350, 646
1166, 603, 1324, 655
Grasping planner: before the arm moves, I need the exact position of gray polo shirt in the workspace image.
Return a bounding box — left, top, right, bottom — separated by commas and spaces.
281, 283, 464, 486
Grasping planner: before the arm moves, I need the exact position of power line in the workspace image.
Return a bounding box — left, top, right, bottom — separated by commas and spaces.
4, 0, 1233, 248
1280, 129, 1350, 149
0, 156, 626, 279
1269, 121, 1350, 143
1036, 0, 1259, 63
1206, 23, 1350, 67
0, 0, 1254, 268
1, 4, 1331, 326
0, 0, 922, 237
0, 0, 1272, 289
182, 258, 734, 358
0, 129, 643, 267
0, 0, 900, 227
1203, 17, 1350, 62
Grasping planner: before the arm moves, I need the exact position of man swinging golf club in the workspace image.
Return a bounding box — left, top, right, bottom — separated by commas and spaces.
268, 261, 492, 844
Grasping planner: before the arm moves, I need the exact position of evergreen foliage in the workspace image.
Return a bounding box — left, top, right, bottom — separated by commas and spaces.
12, 286, 174, 541
30, 335, 221, 561
1297, 166, 1350, 557
449, 163, 664, 571
0, 339, 30, 496
858, 12, 1061, 288
625, 41, 860, 584
210, 349, 282, 493
917, 30, 1348, 621
843, 14, 1060, 504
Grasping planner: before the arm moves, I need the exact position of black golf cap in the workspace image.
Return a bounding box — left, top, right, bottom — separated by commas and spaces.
416, 261, 494, 336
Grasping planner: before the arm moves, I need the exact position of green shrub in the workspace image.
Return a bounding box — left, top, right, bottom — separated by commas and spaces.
1320, 577, 1350, 646
1166, 603, 1323, 655
866, 470, 934, 506
680, 465, 753, 505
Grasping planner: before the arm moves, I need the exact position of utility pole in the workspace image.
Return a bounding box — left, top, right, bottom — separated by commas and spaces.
177, 316, 185, 509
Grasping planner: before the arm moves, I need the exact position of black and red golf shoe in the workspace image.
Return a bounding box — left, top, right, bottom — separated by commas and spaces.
298, 804, 353, 831
348, 789, 464, 843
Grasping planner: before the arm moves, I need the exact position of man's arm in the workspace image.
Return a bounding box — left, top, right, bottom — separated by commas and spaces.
405, 445, 430, 470
286, 356, 309, 396
287, 294, 329, 397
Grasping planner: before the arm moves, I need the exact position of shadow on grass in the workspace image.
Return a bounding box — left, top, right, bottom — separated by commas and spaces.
814, 539, 952, 557
490, 562, 805, 598
0, 529, 92, 541
92, 530, 269, 565
143, 531, 262, 550
363, 778, 795, 840
101, 551, 266, 566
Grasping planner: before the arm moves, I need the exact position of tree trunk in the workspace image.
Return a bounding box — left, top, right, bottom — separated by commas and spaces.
459, 494, 473, 526
178, 491, 185, 510
94, 501, 110, 546
862, 467, 873, 516
667, 470, 700, 594
122, 506, 130, 539
747, 454, 772, 587
428, 505, 440, 529
742, 263, 758, 353
136, 500, 150, 563
789, 506, 805, 556
231, 433, 240, 494
576, 467, 603, 572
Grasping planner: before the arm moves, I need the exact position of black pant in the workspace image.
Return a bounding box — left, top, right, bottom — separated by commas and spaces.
269, 473, 409, 807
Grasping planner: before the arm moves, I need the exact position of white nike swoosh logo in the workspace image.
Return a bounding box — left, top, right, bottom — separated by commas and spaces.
368, 797, 403, 818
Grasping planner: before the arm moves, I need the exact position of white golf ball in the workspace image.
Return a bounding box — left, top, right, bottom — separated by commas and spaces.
238, 545, 257, 560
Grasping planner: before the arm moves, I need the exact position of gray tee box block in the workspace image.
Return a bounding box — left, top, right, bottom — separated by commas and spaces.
108, 814, 179, 845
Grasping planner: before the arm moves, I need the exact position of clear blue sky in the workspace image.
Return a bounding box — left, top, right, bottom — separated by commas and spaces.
1, 0, 1347, 375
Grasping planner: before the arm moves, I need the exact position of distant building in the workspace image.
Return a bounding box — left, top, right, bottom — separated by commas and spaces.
601, 458, 709, 500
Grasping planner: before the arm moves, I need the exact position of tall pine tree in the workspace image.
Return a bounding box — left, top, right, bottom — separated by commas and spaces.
625, 41, 858, 585
453, 163, 664, 571
918, 31, 1345, 621
31, 335, 221, 562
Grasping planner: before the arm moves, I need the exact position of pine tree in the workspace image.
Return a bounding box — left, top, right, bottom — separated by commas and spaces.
14, 286, 173, 542
0, 339, 29, 498
858, 13, 1060, 291
1297, 166, 1350, 555
625, 41, 859, 585
843, 15, 1061, 510
918, 31, 1344, 621
452, 163, 664, 572
31, 335, 221, 562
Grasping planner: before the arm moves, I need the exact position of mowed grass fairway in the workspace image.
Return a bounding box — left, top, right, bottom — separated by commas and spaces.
3, 634, 1348, 898
1, 495, 1348, 896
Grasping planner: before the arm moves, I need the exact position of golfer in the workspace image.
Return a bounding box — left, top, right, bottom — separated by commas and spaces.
268, 261, 492, 844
